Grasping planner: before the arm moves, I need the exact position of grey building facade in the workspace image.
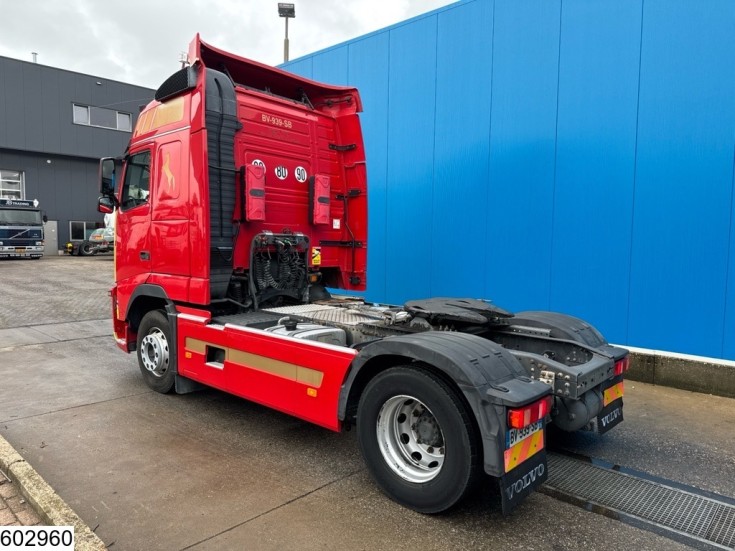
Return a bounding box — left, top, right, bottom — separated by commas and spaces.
0, 56, 154, 250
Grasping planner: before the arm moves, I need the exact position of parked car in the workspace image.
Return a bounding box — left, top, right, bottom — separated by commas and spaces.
65, 227, 114, 256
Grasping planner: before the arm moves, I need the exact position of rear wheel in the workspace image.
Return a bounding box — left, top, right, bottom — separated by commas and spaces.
357, 366, 480, 513
137, 310, 175, 393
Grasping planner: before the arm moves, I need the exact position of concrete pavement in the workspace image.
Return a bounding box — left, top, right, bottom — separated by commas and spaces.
1, 256, 733, 550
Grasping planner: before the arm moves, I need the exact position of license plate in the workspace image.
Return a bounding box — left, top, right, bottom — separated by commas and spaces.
506, 419, 544, 448
15, 247, 25, 252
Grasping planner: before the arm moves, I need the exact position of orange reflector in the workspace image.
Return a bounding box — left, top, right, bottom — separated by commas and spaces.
508, 396, 552, 429
603, 381, 624, 406
307, 388, 318, 397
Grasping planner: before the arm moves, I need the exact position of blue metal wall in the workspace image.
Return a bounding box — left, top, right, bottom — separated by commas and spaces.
283, 0, 735, 360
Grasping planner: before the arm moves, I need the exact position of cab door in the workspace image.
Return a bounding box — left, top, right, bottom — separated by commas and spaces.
116, 150, 152, 289
150, 139, 190, 278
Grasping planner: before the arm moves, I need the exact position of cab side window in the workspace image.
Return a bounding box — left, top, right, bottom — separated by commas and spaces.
120, 151, 151, 211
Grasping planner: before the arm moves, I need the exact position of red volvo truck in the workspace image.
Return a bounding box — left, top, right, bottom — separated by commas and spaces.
98, 36, 629, 514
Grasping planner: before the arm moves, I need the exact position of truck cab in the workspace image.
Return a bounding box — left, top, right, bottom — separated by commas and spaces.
0, 198, 45, 259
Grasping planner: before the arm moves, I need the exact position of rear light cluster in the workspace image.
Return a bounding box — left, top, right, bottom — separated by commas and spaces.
507, 395, 552, 429
614, 356, 630, 377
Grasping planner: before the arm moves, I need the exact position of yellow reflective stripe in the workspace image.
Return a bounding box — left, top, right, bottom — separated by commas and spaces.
184, 338, 324, 387
603, 381, 625, 407
504, 430, 544, 473
185, 338, 208, 354
229, 349, 324, 387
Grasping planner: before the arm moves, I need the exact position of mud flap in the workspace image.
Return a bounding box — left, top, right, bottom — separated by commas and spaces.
175, 374, 205, 394
499, 451, 548, 515
594, 398, 624, 435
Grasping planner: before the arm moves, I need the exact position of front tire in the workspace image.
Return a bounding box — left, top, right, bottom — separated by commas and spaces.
137, 310, 175, 393
80, 242, 94, 256
357, 366, 481, 513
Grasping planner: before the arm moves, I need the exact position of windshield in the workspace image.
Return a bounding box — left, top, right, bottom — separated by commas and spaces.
0, 208, 43, 225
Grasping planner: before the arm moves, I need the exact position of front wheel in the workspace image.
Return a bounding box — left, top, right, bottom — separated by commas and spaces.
79, 242, 95, 256
357, 366, 481, 513
136, 310, 175, 393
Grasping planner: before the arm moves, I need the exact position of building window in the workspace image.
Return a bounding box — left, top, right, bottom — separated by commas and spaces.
117, 112, 132, 132
72, 103, 133, 132
73, 104, 90, 125
0, 169, 25, 200
70, 220, 104, 240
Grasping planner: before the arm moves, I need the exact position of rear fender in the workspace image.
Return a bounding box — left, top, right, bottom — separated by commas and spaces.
511, 311, 607, 348
339, 332, 551, 479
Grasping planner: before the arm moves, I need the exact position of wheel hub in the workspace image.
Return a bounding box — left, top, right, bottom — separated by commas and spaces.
140, 328, 169, 378
415, 411, 443, 447
376, 395, 446, 483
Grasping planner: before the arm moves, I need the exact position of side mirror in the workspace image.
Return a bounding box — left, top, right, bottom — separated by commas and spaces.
43, 214, 48, 223
99, 157, 117, 196
98, 196, 114, 214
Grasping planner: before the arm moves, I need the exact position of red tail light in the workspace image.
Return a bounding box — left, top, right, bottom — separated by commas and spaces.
508, 396, 552, 429
614, 356, 630, 377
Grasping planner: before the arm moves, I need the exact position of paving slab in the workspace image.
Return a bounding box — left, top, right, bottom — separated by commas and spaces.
0, 477, 41, 526
0, 256, 112, 329
0, 327, 57, 348
0, 337, 145, 422
0, 319, 112, 350
28, 319, 113, 342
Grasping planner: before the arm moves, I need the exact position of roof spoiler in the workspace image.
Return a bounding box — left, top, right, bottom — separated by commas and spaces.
187, 34, 362, 112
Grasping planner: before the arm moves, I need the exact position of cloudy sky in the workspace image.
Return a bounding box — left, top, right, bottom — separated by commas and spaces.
0, 0, 456, 89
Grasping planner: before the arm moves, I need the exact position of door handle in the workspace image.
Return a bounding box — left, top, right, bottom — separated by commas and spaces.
140, 251, 150, 261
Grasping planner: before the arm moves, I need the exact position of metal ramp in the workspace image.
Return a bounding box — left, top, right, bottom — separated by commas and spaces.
544, 452, 735, 550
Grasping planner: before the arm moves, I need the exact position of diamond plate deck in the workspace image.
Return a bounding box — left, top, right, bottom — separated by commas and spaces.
263, 305, 382, 326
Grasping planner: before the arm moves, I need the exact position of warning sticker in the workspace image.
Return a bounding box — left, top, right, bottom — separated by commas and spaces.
311, 247, 322, 266
275, 165, 288, 180
295, 166, 308, 183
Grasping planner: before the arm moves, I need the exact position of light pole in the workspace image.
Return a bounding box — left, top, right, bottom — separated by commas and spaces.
278, 3, 295, 63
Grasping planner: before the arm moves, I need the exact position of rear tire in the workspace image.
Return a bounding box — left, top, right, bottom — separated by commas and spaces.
137, 310, 175, 393
356, 366, 481, 513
